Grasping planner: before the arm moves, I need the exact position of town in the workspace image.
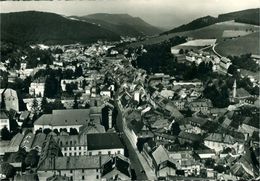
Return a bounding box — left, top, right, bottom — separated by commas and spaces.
0, 33, 259, 181
0, 2, 260, 181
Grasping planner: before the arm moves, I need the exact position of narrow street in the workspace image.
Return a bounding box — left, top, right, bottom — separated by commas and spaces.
115, 102, 148, 180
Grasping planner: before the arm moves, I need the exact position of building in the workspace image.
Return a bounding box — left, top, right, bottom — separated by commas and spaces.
29, 78, 46, 97
87, 133, 124, 156
1, 88, 19, 112
37, 155, 110, 181
204, 133, 244, 153
34, 108, 101, 132
57, 134, 88, 157
188, 99, 212, 114
152, 145, 176, 178
101, 155, 132, 180
169, 151, 201, 176
219, 57, 232, 72
0, 110, 10, 131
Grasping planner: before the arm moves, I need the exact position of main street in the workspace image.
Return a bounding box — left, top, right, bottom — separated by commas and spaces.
115, 102, 148, 180
114, 86, 157, 180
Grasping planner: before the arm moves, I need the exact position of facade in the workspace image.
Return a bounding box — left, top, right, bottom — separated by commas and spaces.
1, 88, 19, 112
101, 155, 132, 180
0, 111, 10, 131
57, 134, 88, 157
29, 78, 46, 97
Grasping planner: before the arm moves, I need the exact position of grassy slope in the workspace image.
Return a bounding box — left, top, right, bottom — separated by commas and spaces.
215, 32, 260, 56
128, 21, 260, 48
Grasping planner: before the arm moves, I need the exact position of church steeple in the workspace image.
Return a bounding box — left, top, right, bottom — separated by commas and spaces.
233, 79, 237, 98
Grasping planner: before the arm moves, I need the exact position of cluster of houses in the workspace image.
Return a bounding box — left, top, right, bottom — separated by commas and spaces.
105, 50, 259, 180
0, 39, 259, 181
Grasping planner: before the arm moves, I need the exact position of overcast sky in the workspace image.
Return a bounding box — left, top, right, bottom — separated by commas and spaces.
1, 0, 259, 29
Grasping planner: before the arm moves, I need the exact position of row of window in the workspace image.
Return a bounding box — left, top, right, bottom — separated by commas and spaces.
63, 146, 86, 151
63, 150, 121, 156
63, 174, 99, 180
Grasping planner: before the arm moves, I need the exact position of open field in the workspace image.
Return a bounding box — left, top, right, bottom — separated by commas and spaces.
222, 30, 252, 38
178, 39, 216, 46
215, 32, 260, 56
128, 21, 260, 48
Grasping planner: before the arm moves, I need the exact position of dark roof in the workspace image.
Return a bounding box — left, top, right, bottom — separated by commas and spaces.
102, 155, 130, 177
0, 110, 8, 119
87, 133, 124, 150
34, 109, 92, 126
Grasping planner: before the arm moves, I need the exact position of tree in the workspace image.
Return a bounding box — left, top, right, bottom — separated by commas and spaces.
171, 122, 181, 136
179, 49, 184, 54
69, 128, 78, 135
41, 97, 49, 114
25, 150, 39, 168
43, 128, 52, 135
75, 65, 83, 77
1, 126, 11, 140
73, 95, 79, 109
1, 163, 16, 178
31, 98, 39, 114
44, 75, 60, 98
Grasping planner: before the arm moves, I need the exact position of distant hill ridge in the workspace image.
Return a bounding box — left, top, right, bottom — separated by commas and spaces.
74, 13, 163, 37
0, 11, 120, 44
162, 8, 259, 35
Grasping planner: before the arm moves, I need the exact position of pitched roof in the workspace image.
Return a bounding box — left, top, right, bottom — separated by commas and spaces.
57, 134, 88, 147
102, 155, 131, 178
38, 155, 110, 171
205, 133, 236, 144
152, 145, 169, 166
236, 88, 251, 98
0, 110, 8, 119
87, 133, 124, 150
34, 109, 93, 126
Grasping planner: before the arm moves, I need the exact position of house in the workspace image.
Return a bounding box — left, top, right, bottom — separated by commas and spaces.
127, 119, 153, 148
0, 110, 10, 131
195, 149, 216, 159
29, 78, 46, 97
1, 88, 19, 112
230, 148, 259, 179
152, 145, 176, 178
169, 150, 200, 176
239, 117, 259, 136
34, 109, 101, 132
79, 121, 106, 135
18, 111, 30, 127
101, 155, 132, 180
219, 57, 232, 72
188, 99, 212, 114
20, 132, 35, 152
87, 133, 124, 156
31, 133, 47, 154
204, 133, 244, 153
37, 155, 110, 181
100, 86, 112, 98
178, 131, 202, 144
56, 134, 88, 157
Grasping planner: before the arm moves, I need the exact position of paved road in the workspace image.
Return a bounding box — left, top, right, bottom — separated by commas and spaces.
115, 103, 148, 180
212, 43, 223, 58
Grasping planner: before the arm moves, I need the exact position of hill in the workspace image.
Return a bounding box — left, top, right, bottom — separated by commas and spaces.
162, 8, 259, 35
0, 11, 121, 44
128, 20, 260, 48
162, 16, 218, 35
218, 8, 260, 26
75, 13, 162, 37
215, 32, 260, 56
